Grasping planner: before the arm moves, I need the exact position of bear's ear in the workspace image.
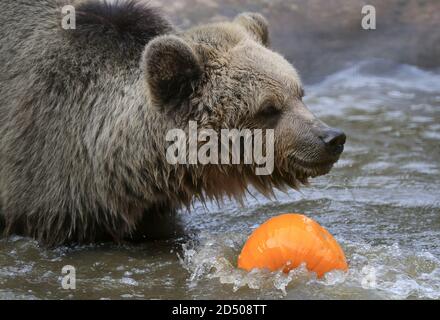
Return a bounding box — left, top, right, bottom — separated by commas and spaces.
142, 35, 202, 108
234, 12, 269, 46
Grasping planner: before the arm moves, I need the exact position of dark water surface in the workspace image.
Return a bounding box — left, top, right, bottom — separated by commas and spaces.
1, 60, 439, 299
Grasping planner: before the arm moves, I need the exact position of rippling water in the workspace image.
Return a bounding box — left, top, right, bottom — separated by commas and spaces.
1, 60, 439, 300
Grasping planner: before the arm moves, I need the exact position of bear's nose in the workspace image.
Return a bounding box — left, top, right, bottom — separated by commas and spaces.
320, 128, 346, 155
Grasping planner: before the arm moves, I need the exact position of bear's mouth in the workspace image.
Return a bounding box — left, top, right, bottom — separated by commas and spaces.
289, 155, 339, 184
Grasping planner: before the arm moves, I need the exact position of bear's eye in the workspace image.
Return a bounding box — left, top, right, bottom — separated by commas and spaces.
259, 105, 280, 117
255, 105, 282, 127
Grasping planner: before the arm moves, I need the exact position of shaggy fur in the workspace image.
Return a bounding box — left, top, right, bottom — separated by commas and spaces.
0, 0, 344, 246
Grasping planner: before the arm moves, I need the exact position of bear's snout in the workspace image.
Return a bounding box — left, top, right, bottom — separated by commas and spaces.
319, 128, 346, 156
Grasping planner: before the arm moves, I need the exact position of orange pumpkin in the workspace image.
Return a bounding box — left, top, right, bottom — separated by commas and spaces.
238, 213, 348, 278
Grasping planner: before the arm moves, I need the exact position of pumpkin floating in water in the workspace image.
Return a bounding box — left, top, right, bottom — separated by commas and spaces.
238, 213, 348, 278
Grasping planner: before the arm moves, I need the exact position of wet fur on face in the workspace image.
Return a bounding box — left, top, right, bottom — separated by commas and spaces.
154, 17, 341, 205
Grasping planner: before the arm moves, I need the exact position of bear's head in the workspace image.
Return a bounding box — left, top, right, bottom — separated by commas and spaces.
141, 13, 346, 203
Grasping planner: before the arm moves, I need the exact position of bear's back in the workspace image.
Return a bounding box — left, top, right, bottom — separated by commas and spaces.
1, 0, 173, 142
0, 0, 173, 95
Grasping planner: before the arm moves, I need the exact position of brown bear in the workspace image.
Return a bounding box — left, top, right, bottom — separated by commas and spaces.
0, 0, 346, 246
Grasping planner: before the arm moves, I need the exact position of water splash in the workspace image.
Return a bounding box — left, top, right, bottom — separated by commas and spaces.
179, 233, 440, 299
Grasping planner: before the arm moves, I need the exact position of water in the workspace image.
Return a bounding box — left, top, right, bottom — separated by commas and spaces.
1, 60, 439, 300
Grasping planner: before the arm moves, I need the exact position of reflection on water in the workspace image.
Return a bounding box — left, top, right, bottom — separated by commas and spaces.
1, 60, 439, 299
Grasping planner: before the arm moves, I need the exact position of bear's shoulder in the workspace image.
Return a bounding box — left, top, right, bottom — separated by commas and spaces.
65, 0, 173, 56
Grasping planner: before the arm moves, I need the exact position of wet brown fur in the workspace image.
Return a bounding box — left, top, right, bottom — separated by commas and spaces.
0, 0, 339, 246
